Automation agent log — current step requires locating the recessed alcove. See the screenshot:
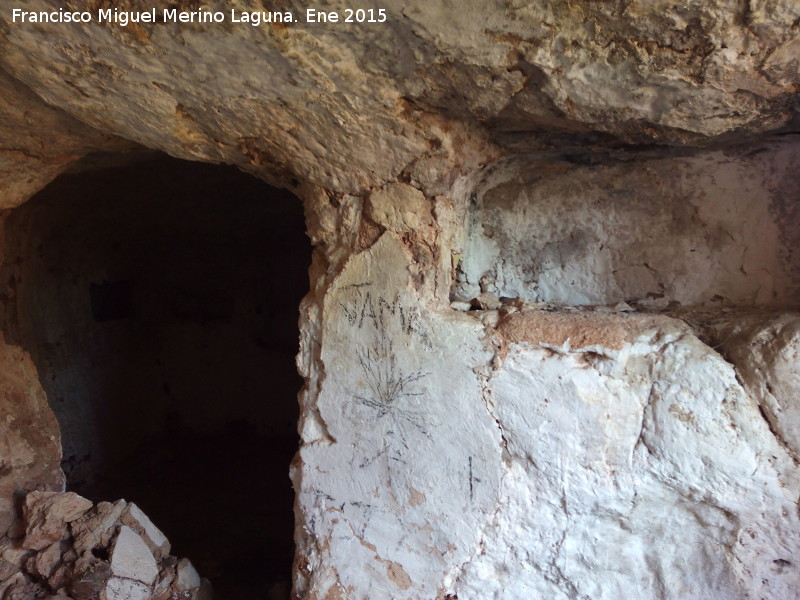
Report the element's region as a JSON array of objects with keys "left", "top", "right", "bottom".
[
  {"left": 455, "top": 138, "right": 800, "bottom": 310},
  {"left": 0, "top": 156, "right": 310, "bottom": 600}
]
